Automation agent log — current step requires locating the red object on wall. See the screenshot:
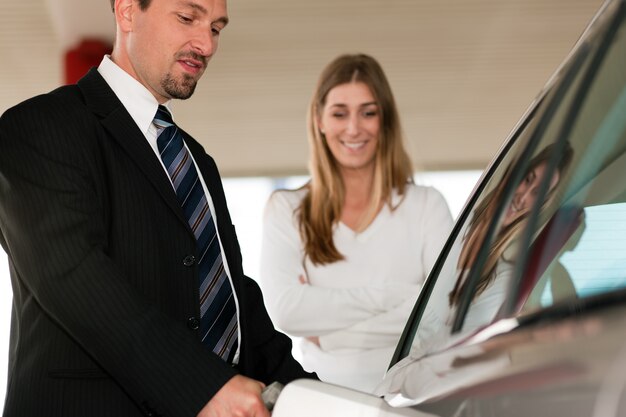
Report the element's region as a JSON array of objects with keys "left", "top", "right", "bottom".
[{"left": 64, "top": 39, "right": 112, "bottom": 85}]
